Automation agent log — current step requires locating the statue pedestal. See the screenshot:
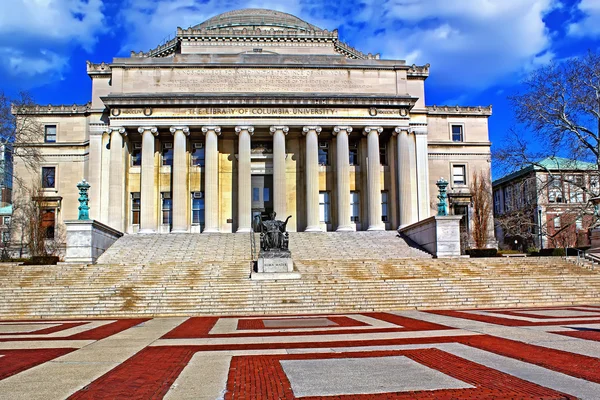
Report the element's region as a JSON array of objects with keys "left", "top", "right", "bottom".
[
  {"left": 252, "top": 249, "right": 300, "bottom": 280},
  {"left": 257, "top": 250, "right": 293, "bottom": 273}
]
